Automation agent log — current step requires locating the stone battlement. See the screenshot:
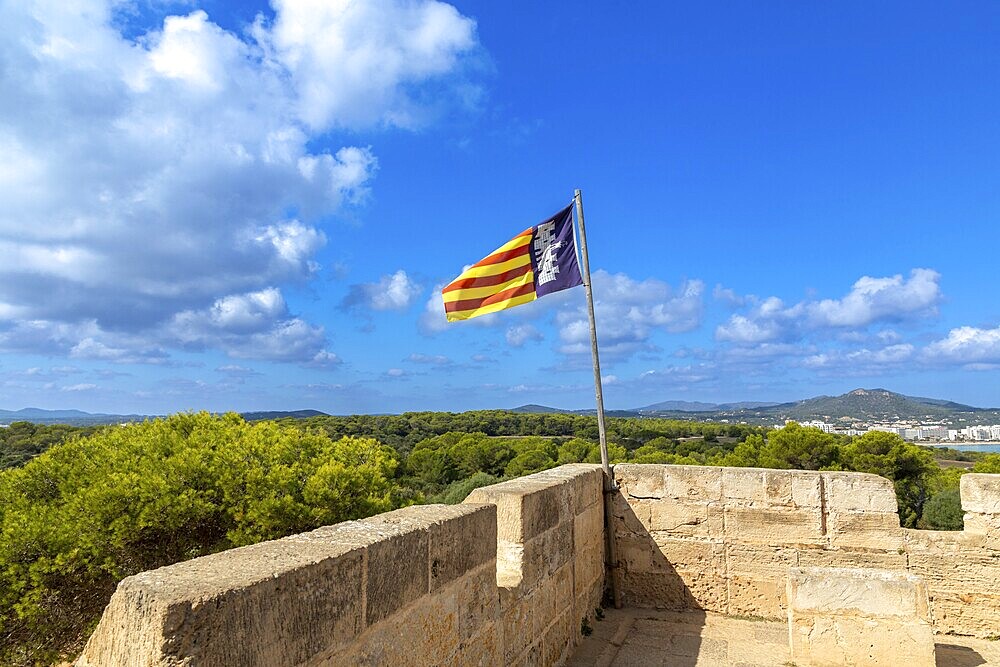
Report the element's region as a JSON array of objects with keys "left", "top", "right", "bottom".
[
  {"left": 77, "top": 465, "right": 1000, "bottom": 666},
  {"left": 613, "top": 465, "right": 1000, "bottom": 637}
]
